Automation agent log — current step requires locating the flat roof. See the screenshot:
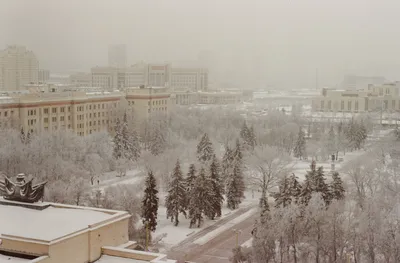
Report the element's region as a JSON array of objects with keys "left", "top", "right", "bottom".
[
  {"left": 0, "top": 202, "right": 118, "bottom": 241},
  {"left": 96, "top": 255, "right": 147, "bottom": 263},
  {"left": 0, "top": 253, "right": 30, "bottom": 263}
]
